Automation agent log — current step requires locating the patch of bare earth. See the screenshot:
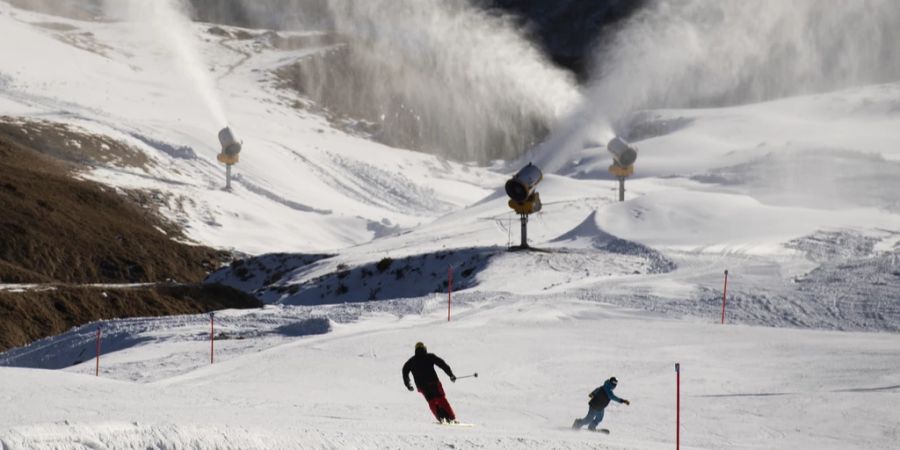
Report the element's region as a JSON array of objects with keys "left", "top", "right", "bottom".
[{"left": 0, "top": 120, "right": 260, "bottom": 351}]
